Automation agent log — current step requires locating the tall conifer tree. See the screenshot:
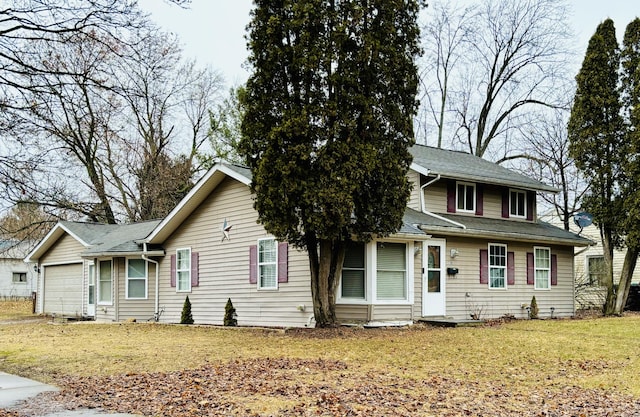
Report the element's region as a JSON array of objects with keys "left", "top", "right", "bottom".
[
  {"left": 568, "top": 19, "right": 624, "bottom": 315},
  {"left": 240, "top": 0, "right": 422, "bottom": 326}
]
